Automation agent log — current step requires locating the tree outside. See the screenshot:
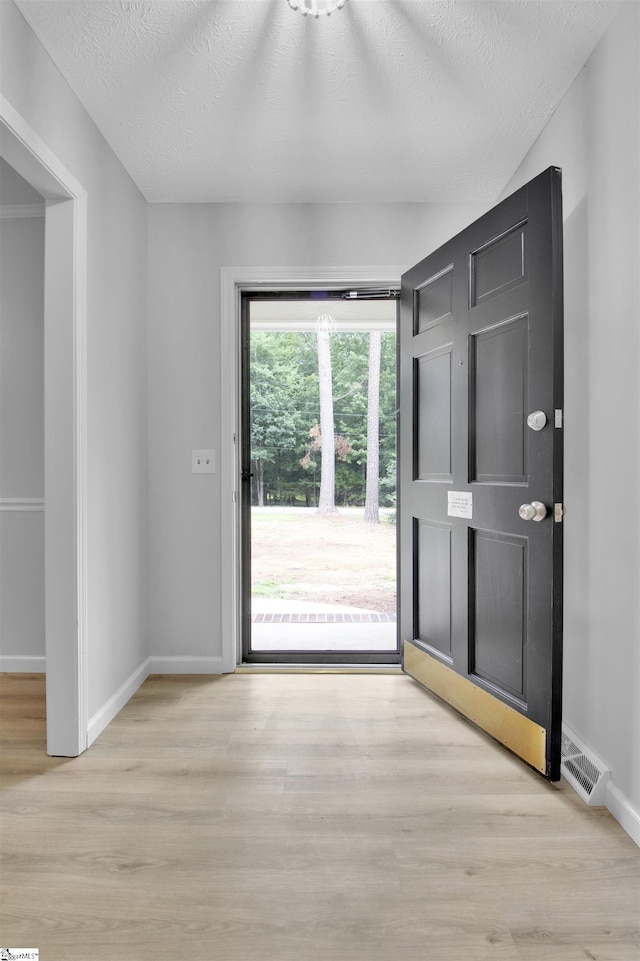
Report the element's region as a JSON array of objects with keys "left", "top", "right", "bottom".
[
  {"left": 315, "top": 322, "right": 338, "bottom": 513},
  {"left": 249, "top": 329, "right": 396, "bottom": 514},
  {"left": 364, "top": 331, "right": 382, "bottom": 523}
]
